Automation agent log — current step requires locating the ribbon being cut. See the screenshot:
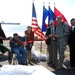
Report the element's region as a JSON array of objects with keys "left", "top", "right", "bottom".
[{"left": 10, "top": 40, "right": 33, "bottom": 48}]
